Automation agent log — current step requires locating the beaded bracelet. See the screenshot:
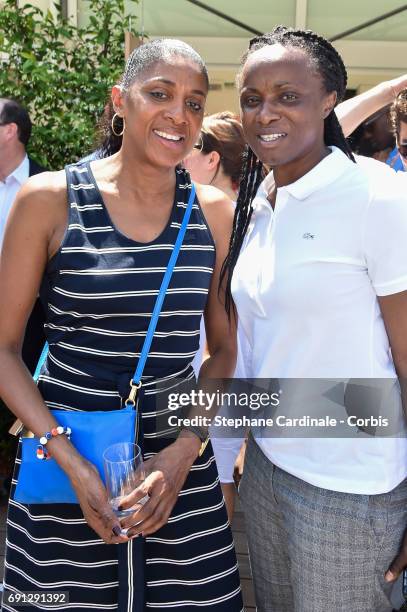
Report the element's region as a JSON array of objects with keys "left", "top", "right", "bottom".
[{"left": 36, "top": 426, "right": 72, "bottom": 461}]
